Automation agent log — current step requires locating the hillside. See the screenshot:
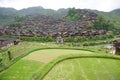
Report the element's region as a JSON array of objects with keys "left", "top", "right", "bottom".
[
  {"left": 97, "top": 12, "right": 120, "bottom": 28},
  {"left": 110, "top": 9, "right": 120, "bottom": 27},
  {"left": 0, "top": 7, "right": 120, "bottom": 38},
  {"left": 0, "top": 6, "right": 68, "bottom": 24},
  {"left": 0, "top": 7, "right": 120, "bottom": 26},
  {"left": 111, "top": 8, "right": 120, "bottom": 15},
  {"left": 1, "top": 9, "right": 109, "bottom": 37},
  {"left": 0, "top": 7, "right": 17, "bottom": 15},
  {"left": 18, "top": 7, "right": 68, "bottom": 20}
]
